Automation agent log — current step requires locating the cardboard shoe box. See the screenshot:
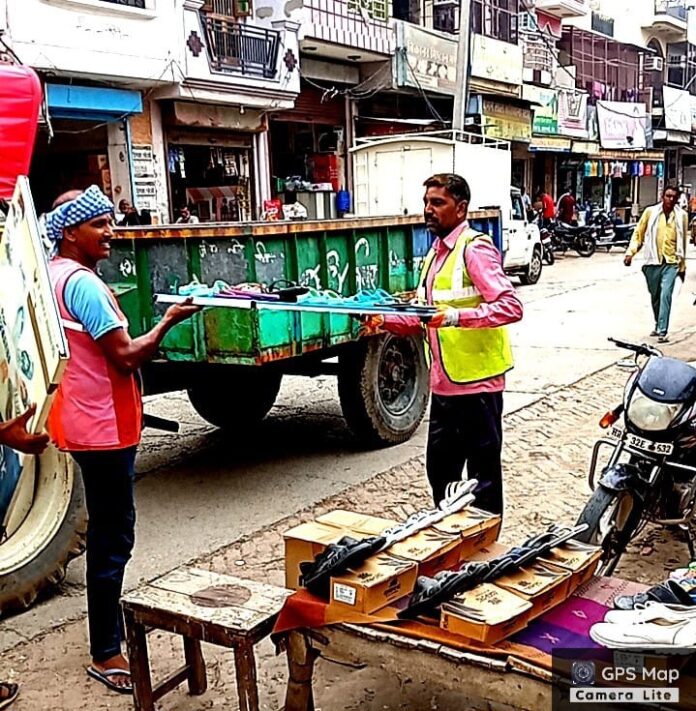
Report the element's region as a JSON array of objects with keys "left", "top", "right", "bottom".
[
  {"left": 433, "top": 507, "right": 502, "bottom": 560},
  {"left": 495, "top": 560, "right": 572, "bottom": 618},
  {"left": 440, "top": 583, "right": 532, "bottom": 645},
  {"left": 388, "top": 527, "right": 465, "bottom": 577},
  {"left": 330, "top": 553, "right": 418, "bottom": 614},
  {"left": 284, "top": 521, "right": 353, "bottom": 591},
  {"left": 540, "top": 540, "right": 603, "bottom": 590},
  {"left": 316, "top": 510, "right": 397, "bottom": 536}
]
